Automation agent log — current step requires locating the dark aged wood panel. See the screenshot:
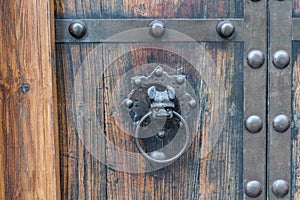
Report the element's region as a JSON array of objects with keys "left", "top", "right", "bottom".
[
  {"left": 55, "top": 0, "right": 245, "bottom": 199},
  {"left": 0, "top": 1, "right": 59, "bottom": 199},
  {"left": 292, "top": 42, "right": 300, "bottom": 199},
  {"left": 294, "top": 0, "right": 300, "bottom": 17},
  {"left": 56, "top": 44, "right": 107, "bottom": 199},
  {"left": 56, "top": 41, "right": 244, "bottom": 199},
  {"left": 103, "top": 42, "right": 244, "bottom": 200},
  {"left": 54, "top": 0, "right": 243, "bottom": 19}
]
